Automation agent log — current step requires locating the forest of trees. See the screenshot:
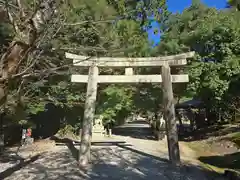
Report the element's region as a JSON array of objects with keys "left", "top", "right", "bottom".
[{"left": 0, "top": 0, "right": 240, "bottom": 162}]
